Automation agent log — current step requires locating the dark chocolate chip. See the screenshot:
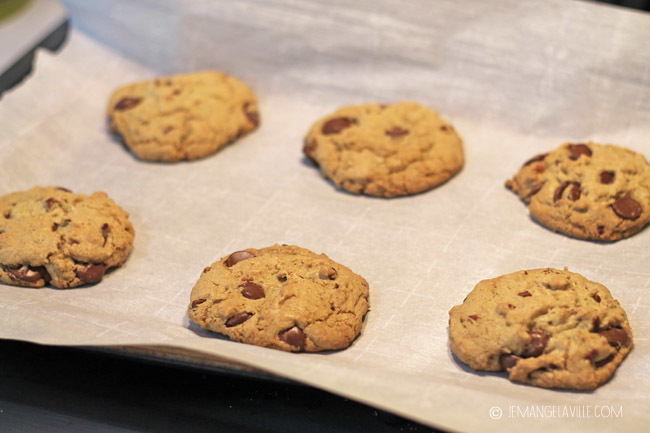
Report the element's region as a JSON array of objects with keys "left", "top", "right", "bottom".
[
  {"left": 8, "top": 265, "right": 50, "bottom": 283},
  {"left": 612, "top": 196, "right": 642, "bottom": 220},
  {"left": 554, "top": 182, "right": 570, "bottom": 202},
  {"left": 279, "top": 326, "right": 305, "bottom": 347},
  {"left": 592, "top": 294, "right": 601, "bottom": 303},
  {"left": 568, "top": 182, "right": 581, "bottom": 201},
  {"left": 385, "top": 127, "right": 409, "bottom": 138},
  {"left": 226, "top": 312, "right": 252, "bottom": 327},
  {"left": 500, "top": 354, "right": 520, "bottom": 369},
  {"left": 600, "top": 171, "right": 615, "bottom": 184},
  {"left": 203, "top": 266, "right": 211, "bottom": 274},
  {"left": 585, "top": 349, "right": 598, "bottom": 361},
  {"left": 240, "top": 282, "right": 265, "bottom": 299},
  {"left": 522, "top": 331, "right": 549, "bottom": 358},
  {"left": 191, "top": 299, "right": 206, "bottom": 308},
  {"left": 526, "top": 183, "right": 544, "bottom": 199},
  {"left": 594, "top": 354, "right": 615, "bottom": 368},
  {"left": 303, "top": 139, "right": 319, "bottom": 166},
  {"left": 114, "top": 97, "right": 142, "bottom": 111},
  {"left": 599, "top": 328, "right": 629, "bottom": 348},
  {"left": 45, "top": 198, "right": 56, "bottom": 209},
  {"left": 243, "top": 102, "right": 259, "bottom": 126},
  {"left": 597, "top": 225, "right": 605, "bottom": 235},
  {"left": 226, "top": 251, "right": 255, "bottom": 267},
  {"left": 518, "top": 291, "right": 532, "bottom": 297},
  {"left": 76, "top": 264, "right": 107, "bottom": 284},
  {"left": 322, "top": 117, "right": 351, "bottom": 135},
  {"left": 52, "top": 223, "right": 59, "bottom": 232},
  {"left": 277, "top": 274, "right": 287, "bottom": 282},
  {"left": 468, "top": 314, "right": 479, "bottom": 320},
  {"left": 523, "top": 153, "right": 548, "bottom": 167},
  {"left": 592, "top": 316, "right": 600, "bottom": 331},
  {"left": 568, "top": 143, "right": 592, "bottom": 160}
]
